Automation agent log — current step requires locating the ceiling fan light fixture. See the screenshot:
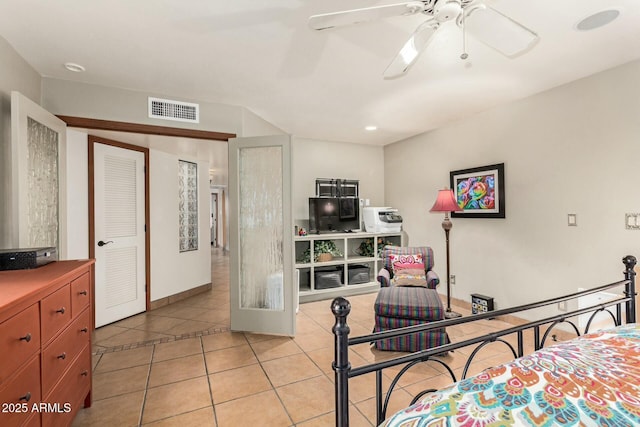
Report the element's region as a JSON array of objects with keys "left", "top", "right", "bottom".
[
  {"left": 434, "top": 0, "right": 462, "bottom": 23},
  {"left": 576, "top": 9, "right": 620, "bottom": 31}
]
